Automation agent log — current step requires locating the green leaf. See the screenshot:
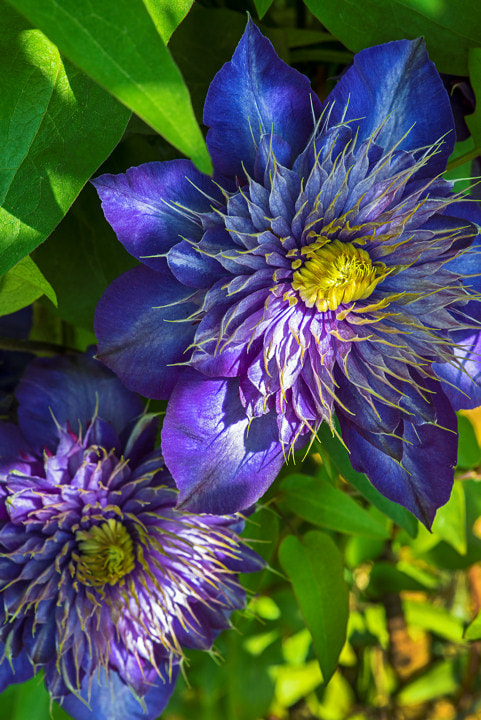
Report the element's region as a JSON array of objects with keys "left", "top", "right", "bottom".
[
  {"left": 273, "top": 661, "right": 323, "bottom": 707},
  {"left": 458, "top": 413, "right": 481, "bottom": 469},
  {"left": 367, "top": 563, "right": 434, "bottom": 597},
  {"left": 431, "top": 481, "right": 467, "bottom": 555},
  {"left": 253, "top": 0, "right": 274, "bottom": 19},
  {"left": 33, "top": 185, "right": 136, "bottom": 330},
  {"left": 403, "top": 600, "right": 464, "bottom": 642},
  {"left": 316, "top": 425, "right": 418, "bottom": 537},
  {"left": 280, "top": 473, "right": 389, "bottom": 539},
  {"left": 397, "top": 659, "right": 461, "bottom": 705},
  {"left": 0, "top": 5, "right": 130, "bottom": 276},
  {"left": 7, "top": 0, "right": 211, "bottom": 174},
  {"left": 279, "top": 531, "right": 349, "bottom": 684},
  {"left": 304, "top": 0, "right": 481, "bottom": 74},
  {"left": 0, "top": 256, "right": 56, "bottom": 316},
  {"left": 344, "top": 535, "right": 385, "bottom": 568},
  {"left": 467, "top": 48, "right": 481, "bottom": 147},
  {"left": 143, "top": 0, "right": 193, "bottom": 44},
  {"left": 465, "top": 609, "right": 481, "bottom": 640},
  {"left": 284, "top": 28, "right": 333, "bottom": 48}
]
